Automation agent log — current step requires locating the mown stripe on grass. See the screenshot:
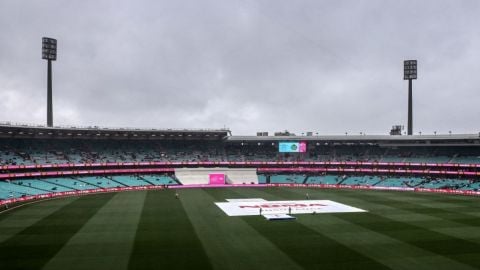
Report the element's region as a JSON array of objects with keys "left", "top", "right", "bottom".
[
  {"left": 213, "top": 188, "right": 480, "bottom": 269},
  {"left": 243, "top": 212, "right": 390, "bottom": 270},
  {"left": 389, "top": 192, "right": 480, "bottom": 207},
  {"left": 336, "top": 212, "right": 480, "bottom": 268},
  {"left": 272, "top": 187, "right": 477, "bottom": 270},
  {"left": 128, "top": 190, "right": 212, "bottom": 270},
  {"left": 327, "top": 189, "right": 480, "bottom": 244},
  {"left": 351, "top": 191, "right": 480, "bottom": 227},
  {"left": 198, "top": 188, "right": 303, "bottom": 270},
  {"left": 0, "top": 197, "right": 78, "bottom": 243},
  {"left": 207, "top": 187, "right": 390, "bottom": 270},
  {"left": 272, "top": 187, "right": 478, "bottom": 225},
  {"left": 286, "top": 188, "right": 480, "bottom": 268},
  {"left": 42, "top": 191, "right": 147, "bottom": 270},
  {"left": 0, "top": 193, "right": 115, "bottom": 270}
]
